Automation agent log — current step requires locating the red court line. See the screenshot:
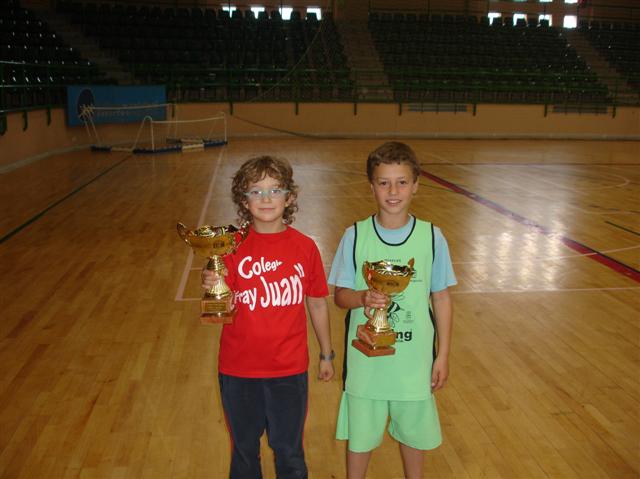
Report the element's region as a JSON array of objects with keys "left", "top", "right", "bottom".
[{"left": 420, "top": 169, "right": 640, "bottom": 283}]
